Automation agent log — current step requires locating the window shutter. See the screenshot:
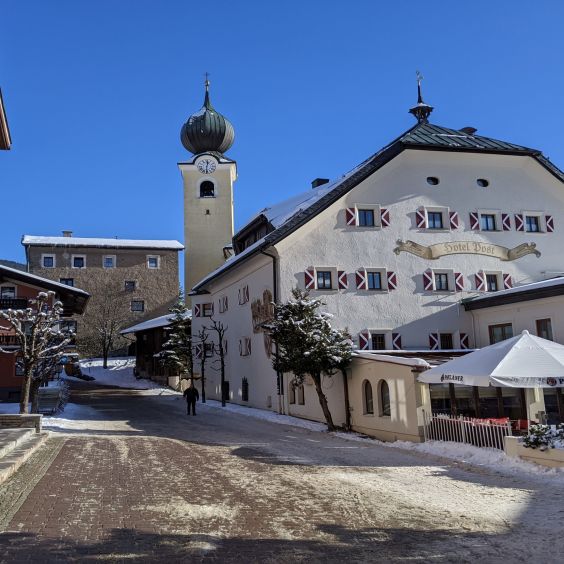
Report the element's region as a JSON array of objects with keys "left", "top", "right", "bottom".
[
  {"left": 416, "top": 208, "right": 427, "bottom": 228},
  {"left": 469, "top": 212, "right": 479, "bottom": 230},
  {"left": 244, "top": 285, "right": 250, "bottom": 302},
  {"left": 338, "top": 270, "right": 348, "bottom": 290},
  {"left": 210, "top": 302, "right": 214, "bottom": 315},
  {"left": 345, "top": 208, "right": 357, "bottom": 226},
  {"left": 355, "top": 269, "right": 368, "bottom": 290},
  {"left": 429, "top": 333, "right": 439, "bottom": 351},
  {"left": 194, "top": 304, "right": 201, "bottom": 317},
  {"left": 515, "top": 213, "right": 524, "bottom": 231},
  {"left": 475, "top": 272, "right": 486, "bottom": 292},
  {"left": 194, "top": 344, "right": 203, "bottom": 359},
  {"left": 423, "top": 269, "right": 434, "bottom": 291},
  {"left": 502, "top": 213, "right": 512, "bottom": 231},
  {"left": 449, "top": 211, "right": 459, "bottom": 230},
  {"left": 223, "top": 340, "right": 228, "bottom": 355},
  {"left": 546, "top": 215, "right": 555, "bottom": 233},
  {"left": 460, "top": 333, "right": 470, "bottom": 350},
  {"left": 392, "top": 333, "right": 402, "bottom": 350},
  {"left": 359, "top": 331, "right": 370, "bottom": 351},
  {"left": 454, "top": 272, "right": 464, "bottom": 292},
  {"left": 387, "top": 271, "right": 397, "bottom": 291},
  {"left": 380, "top": 208, "right": 390, "bottom": 227},
  {"left": 305, "top": 268, "right": 315, "bottom": 290},
  {"left": 224, "top": 296, "right": 228, "bottom": 311},
  {"left": 503, "top": 273, "right": 513, "bottom": 290},
  {"left": 246, "top": 339, "right": 252, "bottom": 356}
]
